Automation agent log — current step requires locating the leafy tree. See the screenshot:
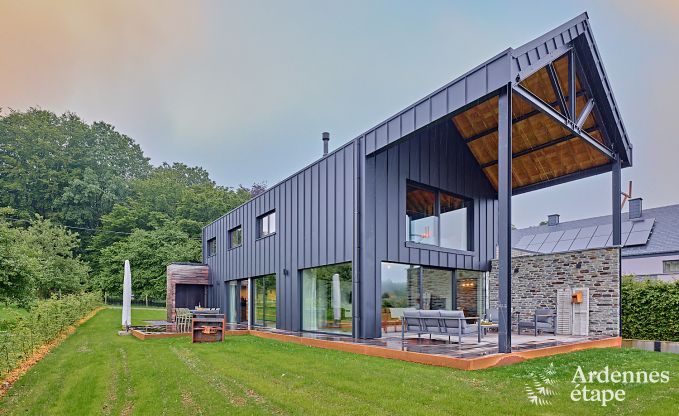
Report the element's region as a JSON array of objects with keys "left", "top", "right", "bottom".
[
  {"left": 0, "top": 220, "right": 37, "bottom": 303},
  {"left": 22, "top": 217, "right": 90, "bottom": 298},
  {"left": 0, "top": 213, "right": 88, "bottom": 301},
  {"left": 95, "top": 225, "right": 201, "bottom": 299},
  {"left": 0, "top": 109, "right": 150, "bottom": 230}
]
